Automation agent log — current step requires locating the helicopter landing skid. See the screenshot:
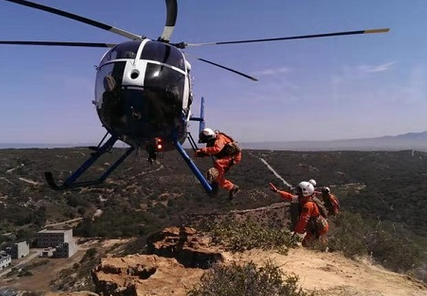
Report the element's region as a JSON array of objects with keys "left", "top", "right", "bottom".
[
  {"left": 174, "top": 139, "right": 213, "bottom": 196},
  {"left": 44, "top": 134, "right": 134, "bottom": 190}
]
